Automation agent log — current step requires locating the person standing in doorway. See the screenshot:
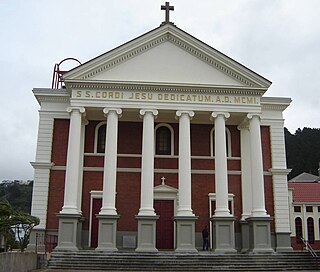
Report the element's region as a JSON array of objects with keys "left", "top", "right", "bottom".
[{"left": 202, "top": 225, "right": 209, "bottom": 250}]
